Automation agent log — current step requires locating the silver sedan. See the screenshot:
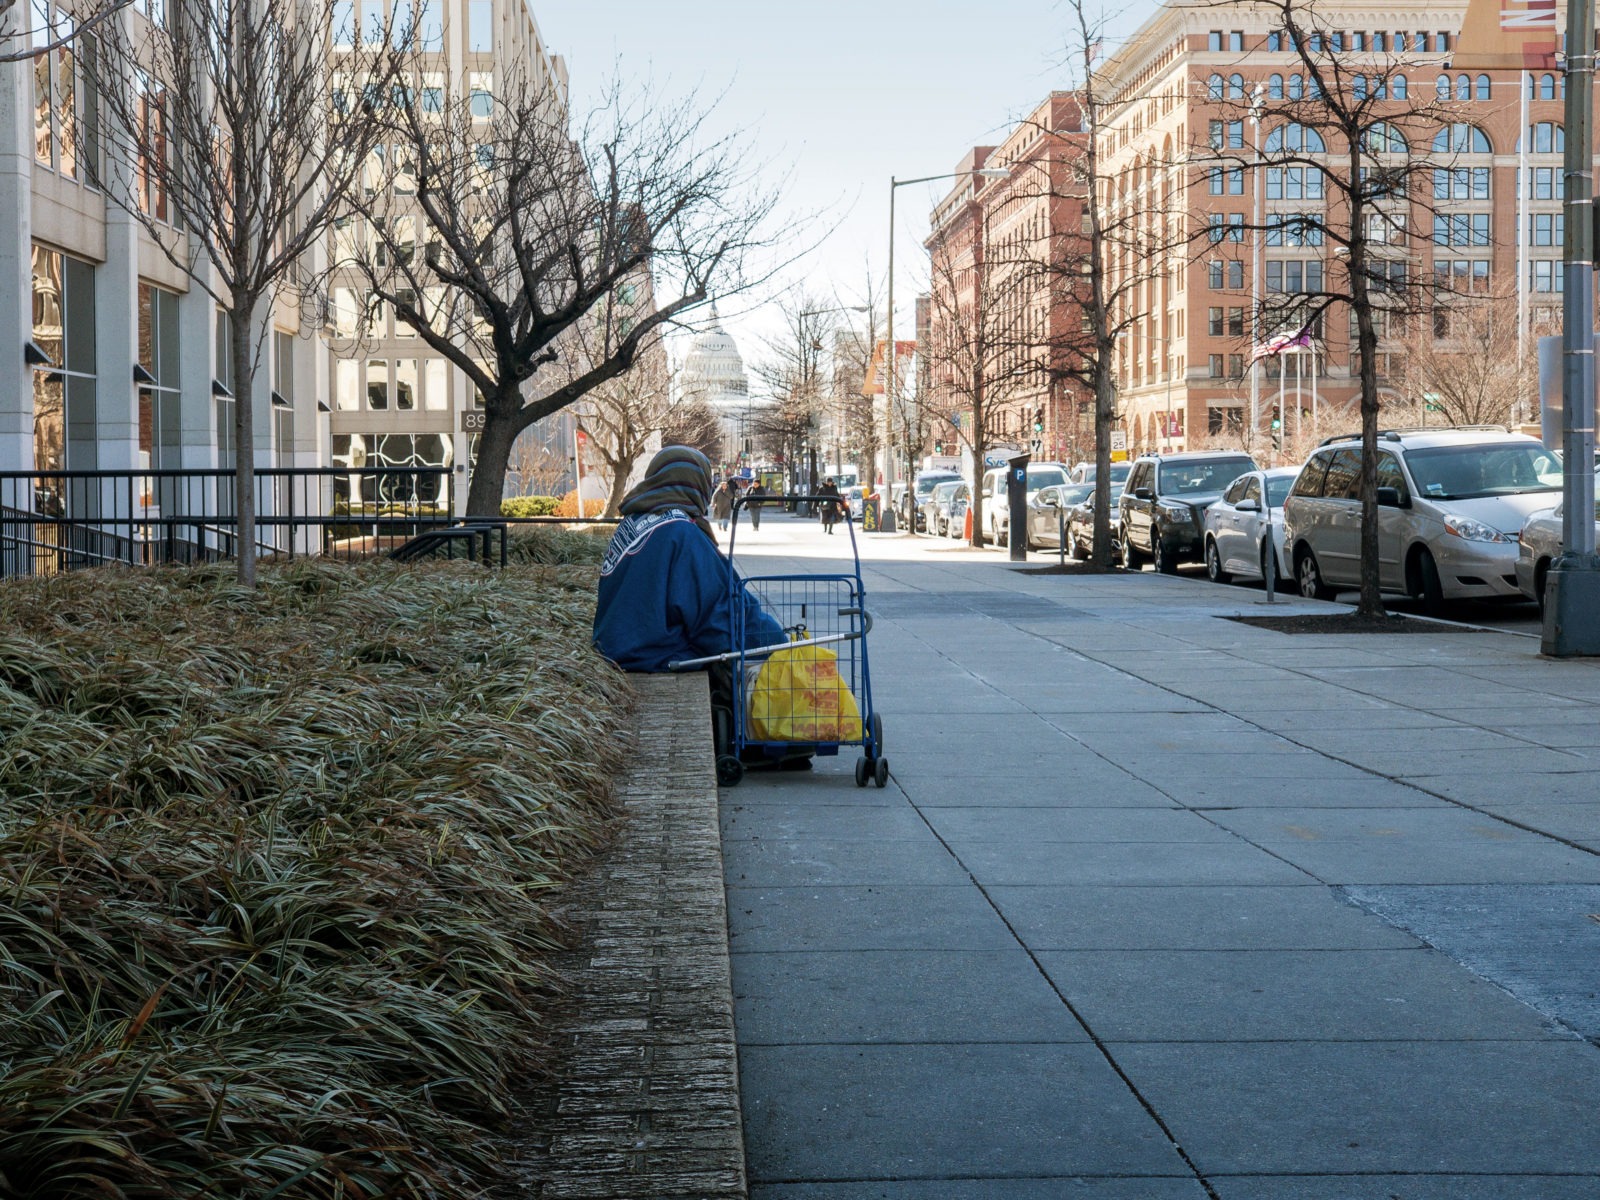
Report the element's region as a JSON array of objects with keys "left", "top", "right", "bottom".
[
  {"left": 1201, "top": 467, "right": 1298, "bottom": 586},
  {"left": 1025, "top": 483, "right": 1094, "bottom": 550},
  {"left": 1516, "top": 498, "right": 1600, "bottom": 612}
]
